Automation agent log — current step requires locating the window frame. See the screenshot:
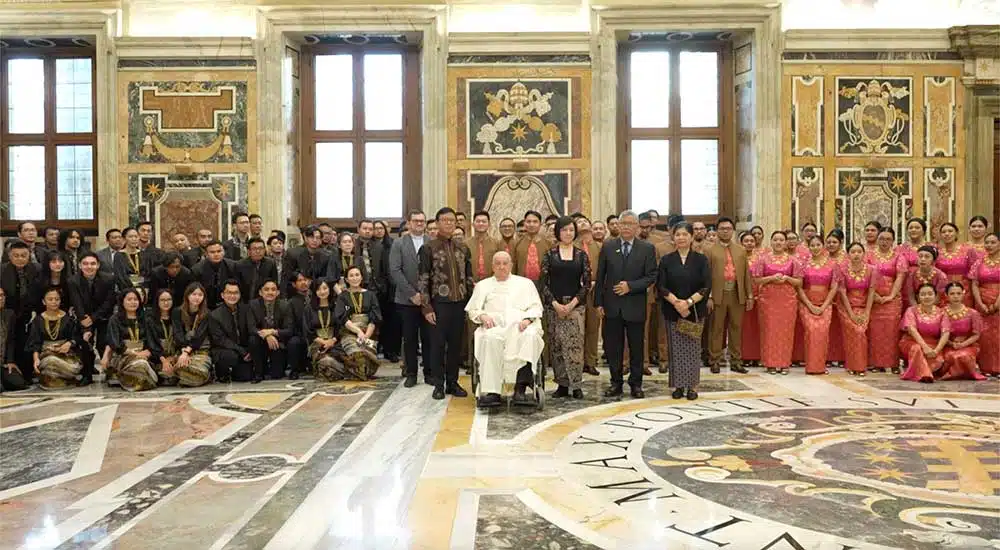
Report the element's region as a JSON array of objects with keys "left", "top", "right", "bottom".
[
  {"left": 0, "top": 46, "right": 98, "bottom": 232},
  {"left": 616, "top": 40, "right": 734, "bottom": 222},
  {"left": 299, "top": 42, "right": 421, "bottom": 230}
]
